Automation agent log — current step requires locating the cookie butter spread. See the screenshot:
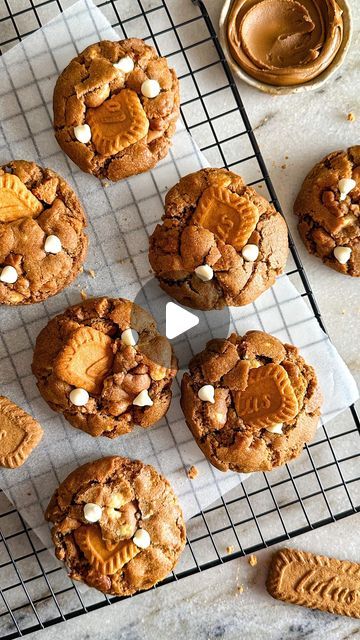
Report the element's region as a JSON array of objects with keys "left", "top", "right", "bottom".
[{"left": 227, "top": 0, "right": 343, "bottom": 86}]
